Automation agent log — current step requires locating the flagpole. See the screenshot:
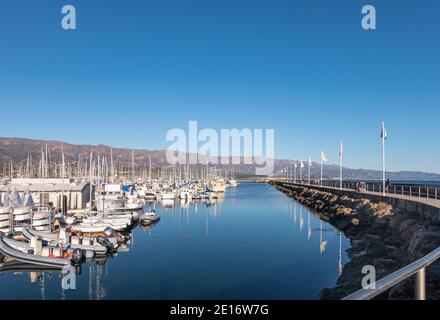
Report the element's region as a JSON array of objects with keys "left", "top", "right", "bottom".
[
  {"left": 340, "top": 142, "right": 343, "bottom": 190},
  {"left": 382, "top": 122, "right": 386, "bottom": 196},
  {"left": 320, "top": 151, "right": 323, "bottom": 187},
  {"left": 294, "top": 164, "right": 297, "bottom": 183},
  {"left": 308, "top": 159, "right": 311, "bottom": 185}
]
